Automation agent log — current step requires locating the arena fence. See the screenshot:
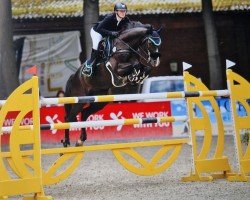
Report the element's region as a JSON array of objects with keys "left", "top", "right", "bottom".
[{"left": 0, "top": 66, "right": 249, "bottom": 199}]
